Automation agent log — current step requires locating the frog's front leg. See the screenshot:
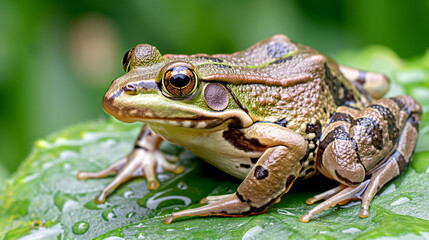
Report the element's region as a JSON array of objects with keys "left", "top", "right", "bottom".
[
  {"left": 300, "top": 96, "right": 421, "bottom": 222},
  {"left": 163, "top": 123, "right": 308, "bottom": 224},
  {"left": 77, "top": 125, "right": 184, "bottom": 203},
  {"left": 164, "top": 123, "right": 308, "bottom": 224}
]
